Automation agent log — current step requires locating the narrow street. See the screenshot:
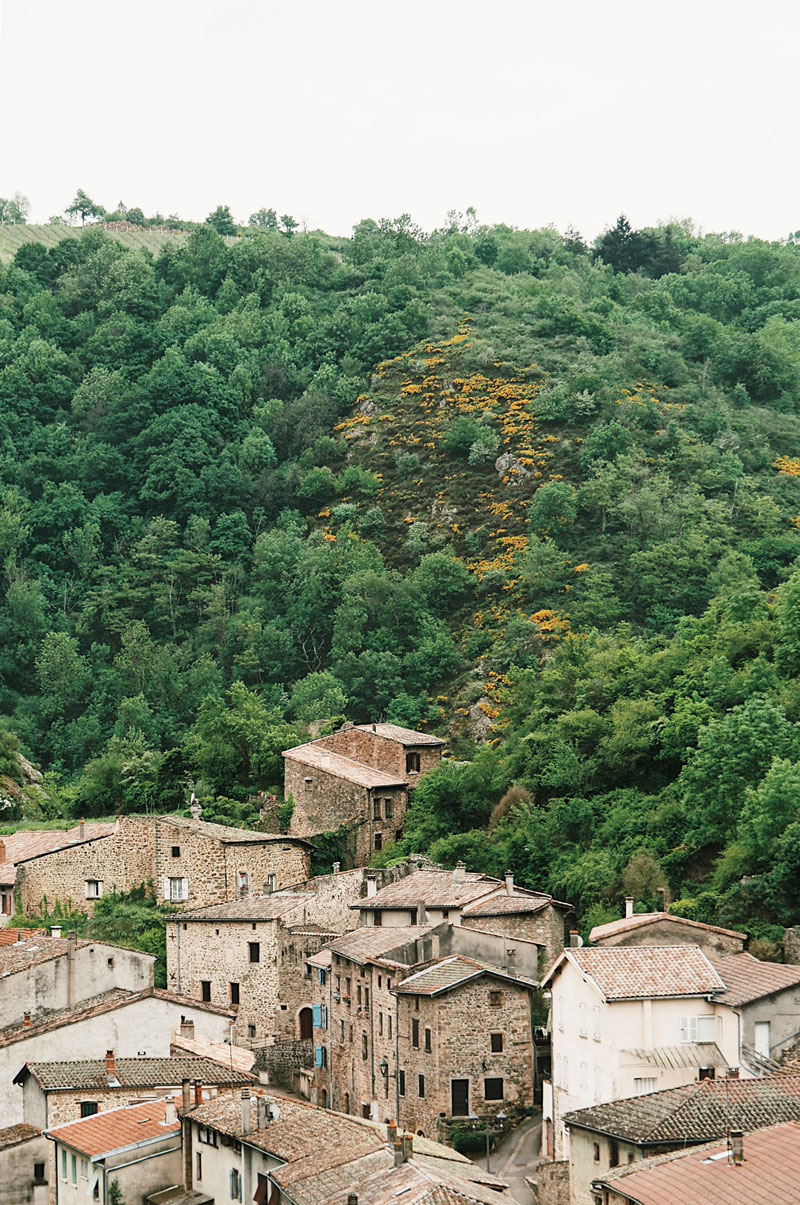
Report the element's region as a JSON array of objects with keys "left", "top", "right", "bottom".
[{"left": 472, "top": 1113, "right": 542, "bottom": 1204}]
